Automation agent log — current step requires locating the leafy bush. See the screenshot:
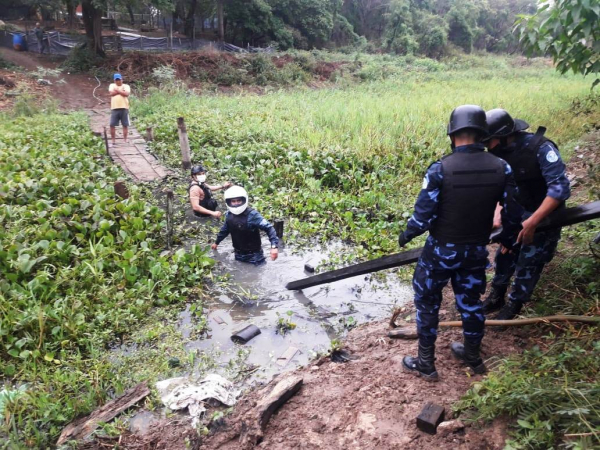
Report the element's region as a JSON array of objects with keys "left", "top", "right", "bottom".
[
  {"left": 0, "top": 54, "right": 16, "bottom": 70},
  {"left": 61, "top": 45, "right": 101, "bottom": 73},
  {"left": 0, "top": 113, "right": 213, "bottom": 446}
]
